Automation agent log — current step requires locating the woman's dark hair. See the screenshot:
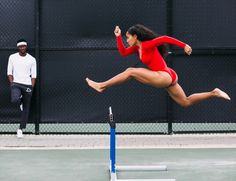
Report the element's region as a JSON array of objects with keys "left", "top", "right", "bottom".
[{"left": 127, "top": 24, "right": 169, "bottom": 58}]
